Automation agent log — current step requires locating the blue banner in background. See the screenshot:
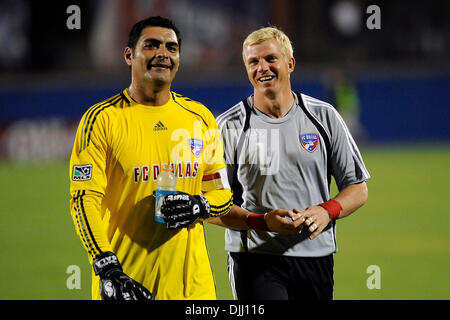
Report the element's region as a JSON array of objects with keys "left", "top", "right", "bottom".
[
  {"left": 0, "top": 75, "right": 449, "bottom": 143},
  {"left": 357, "top": 75, "right": 450, "bottom": 142}
]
